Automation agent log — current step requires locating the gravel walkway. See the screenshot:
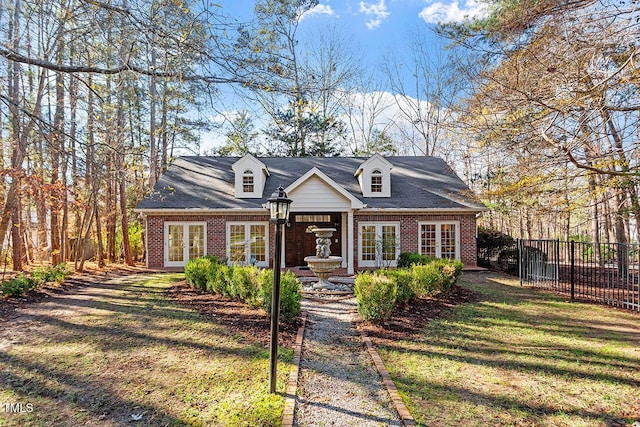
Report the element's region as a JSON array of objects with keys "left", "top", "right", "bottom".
[{"left": 294, "top": 297, "right": 402, "bottom": 426}]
